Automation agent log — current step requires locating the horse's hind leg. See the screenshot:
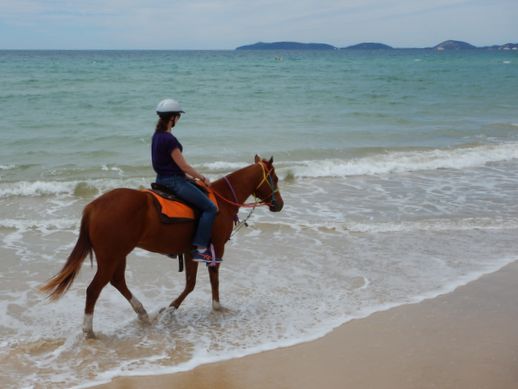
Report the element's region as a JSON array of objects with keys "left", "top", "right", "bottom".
[
  {"left": 110, "top": 258, "right": 149, "bottom": 323},
  {"left": 83, "top": 257, "right": 118, "bottom": 338}
]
